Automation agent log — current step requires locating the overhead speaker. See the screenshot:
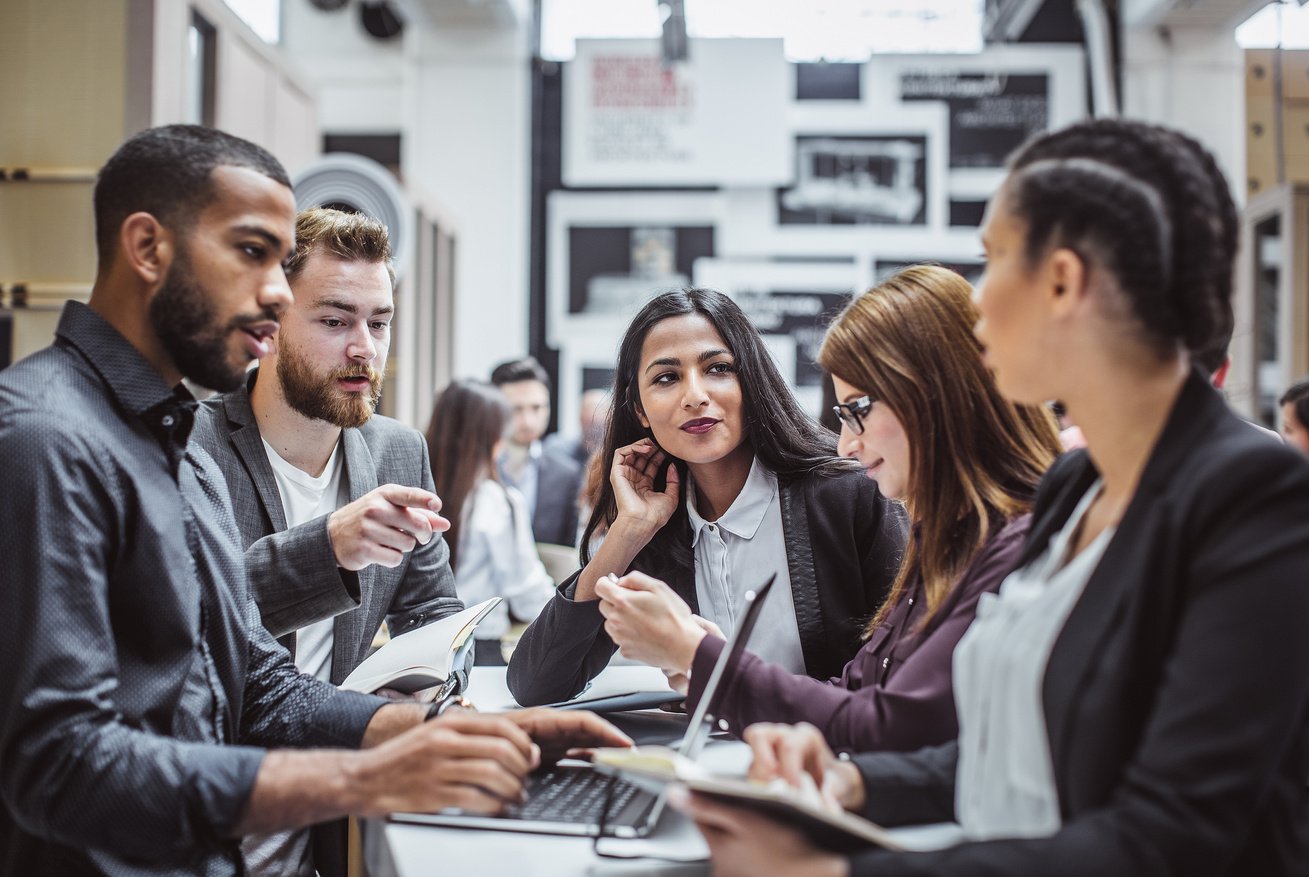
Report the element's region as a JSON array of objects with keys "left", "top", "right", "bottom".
[{"left": 292, "top": 153, "right": 413, "bottom": 283}]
